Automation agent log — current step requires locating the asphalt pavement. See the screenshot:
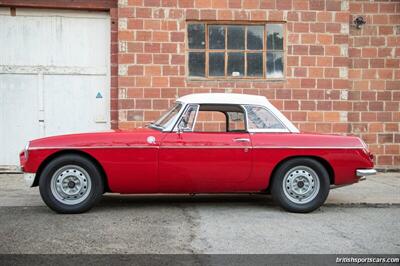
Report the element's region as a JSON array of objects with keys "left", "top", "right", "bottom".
[{"left": 0, "top": 173, "right": 399, "bottom": 254}]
